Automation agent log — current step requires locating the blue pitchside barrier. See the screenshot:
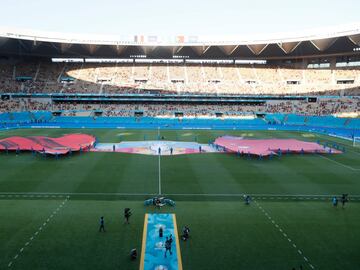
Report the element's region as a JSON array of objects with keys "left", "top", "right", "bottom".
[{"left": 1, "top": 113, "right": 359, "bottom": 140}]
